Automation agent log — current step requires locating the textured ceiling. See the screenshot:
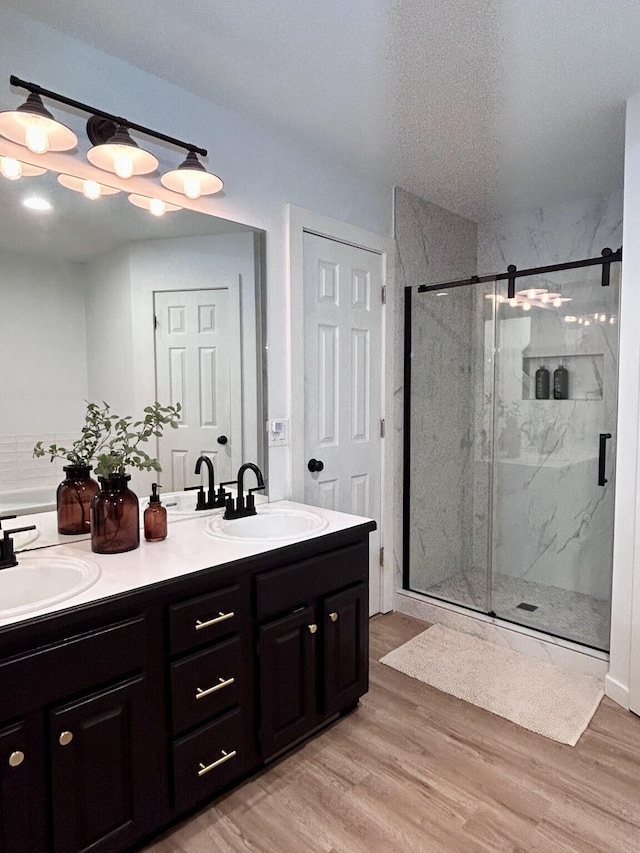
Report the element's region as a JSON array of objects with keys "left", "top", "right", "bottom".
[{"left": 5, "top": 0, "right": 640, "bottom": 220}]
